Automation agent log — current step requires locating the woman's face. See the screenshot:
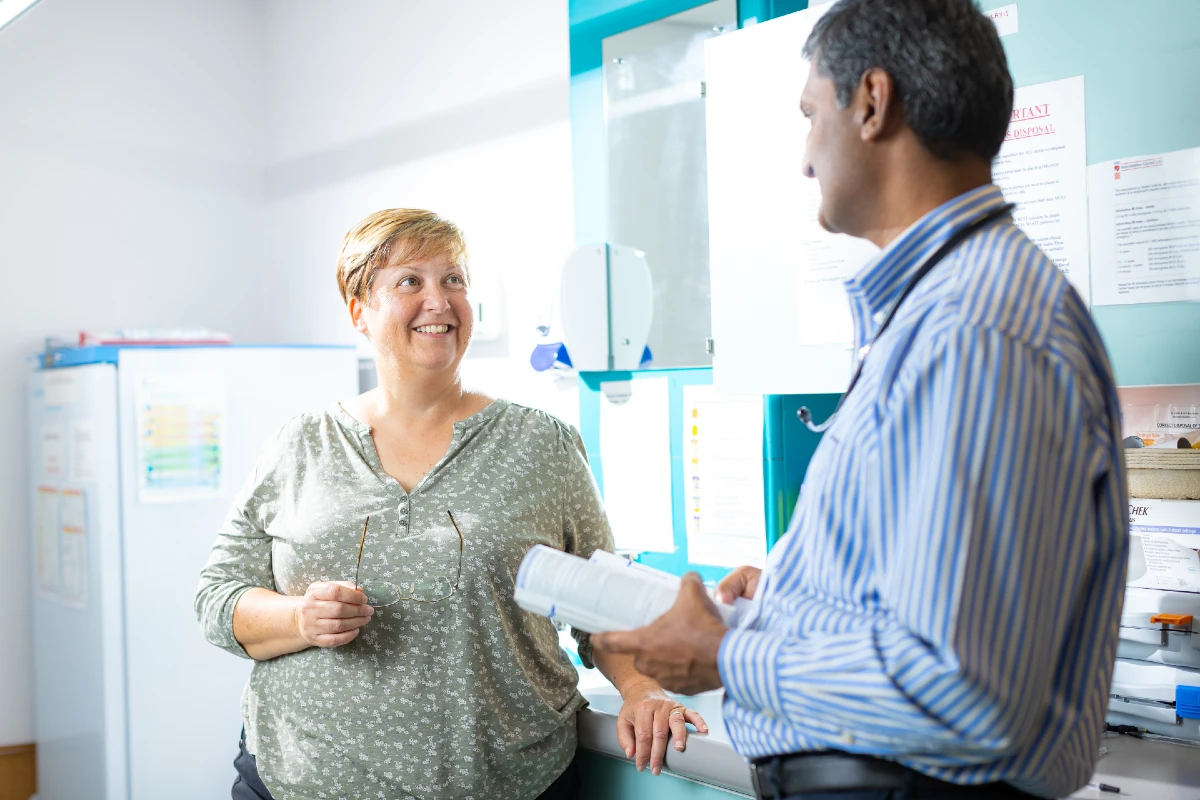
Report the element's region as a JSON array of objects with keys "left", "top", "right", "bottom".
[{"left": 352, "top": 250, "right": 473, "bottom": 376}]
